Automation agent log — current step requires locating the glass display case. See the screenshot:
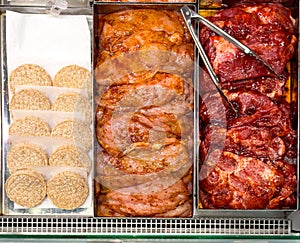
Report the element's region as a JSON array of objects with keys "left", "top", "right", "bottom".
[{"left": 0, "top": 0, "right": 299, "bottom": 240}]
